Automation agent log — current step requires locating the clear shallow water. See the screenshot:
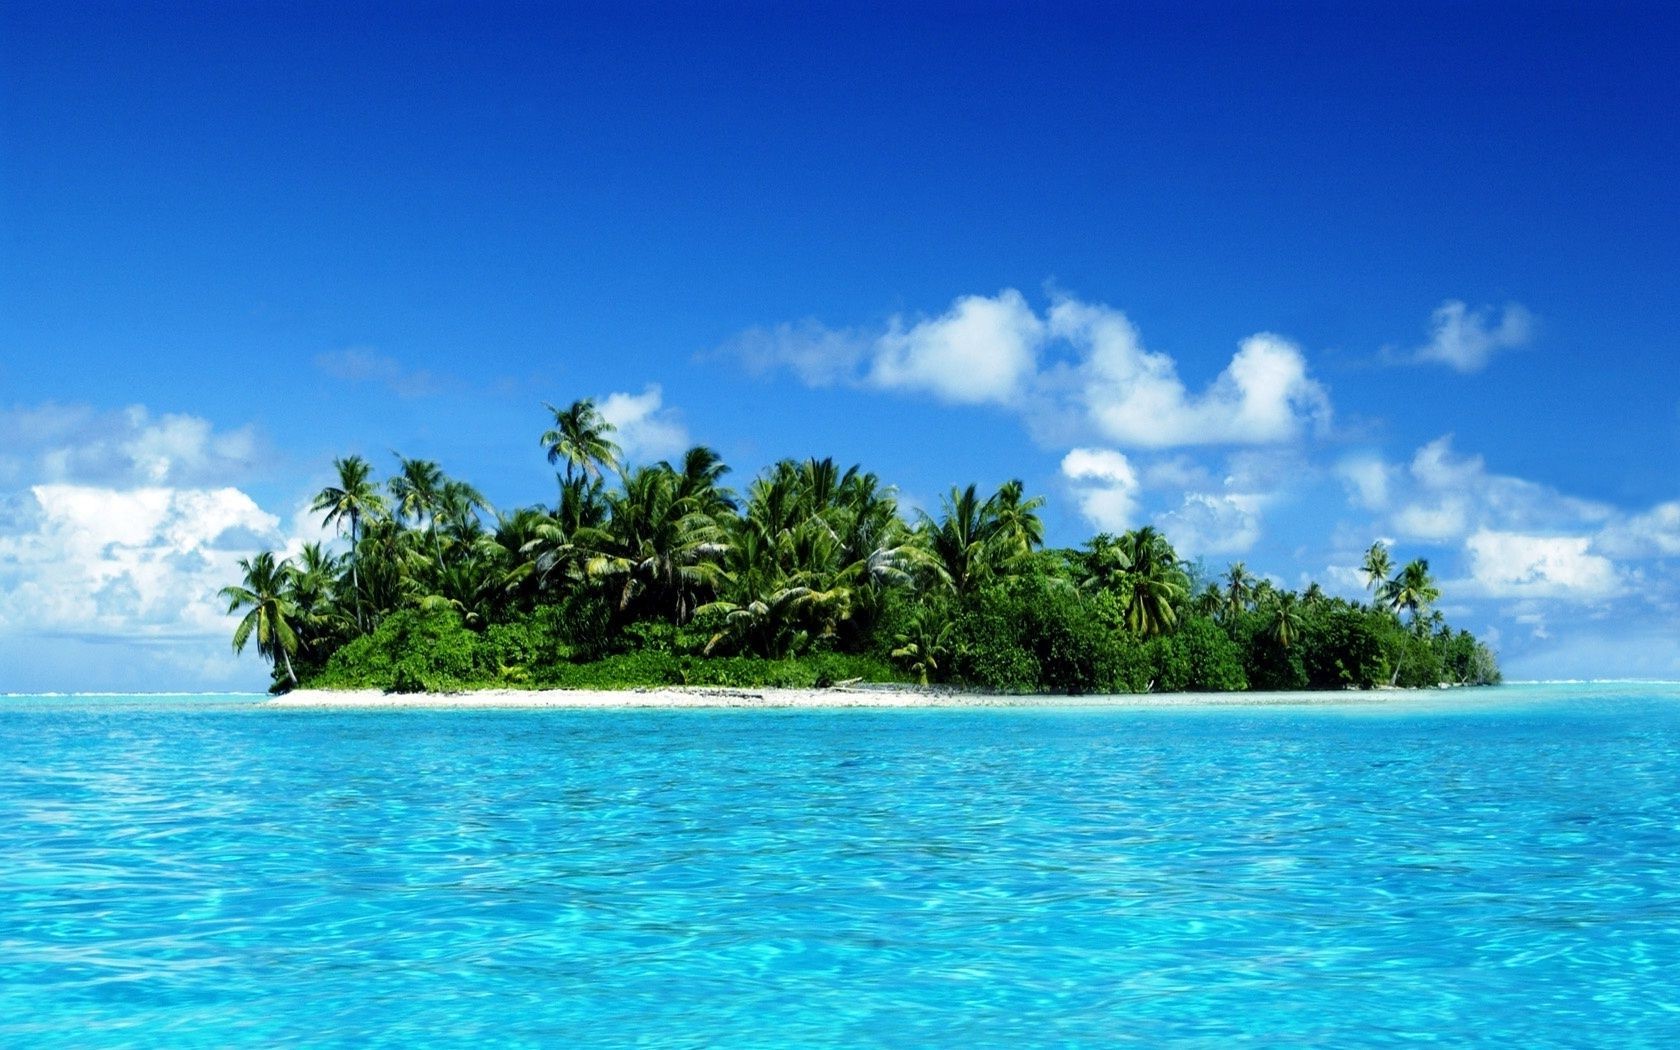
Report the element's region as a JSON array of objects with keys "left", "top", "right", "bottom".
[{"left": 3, "top": 684, "right": 1680, "bottom": 1048}]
